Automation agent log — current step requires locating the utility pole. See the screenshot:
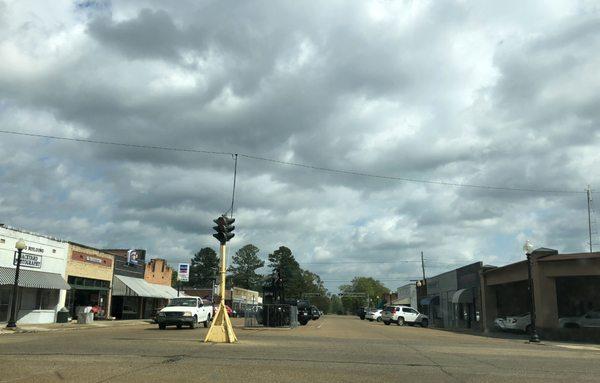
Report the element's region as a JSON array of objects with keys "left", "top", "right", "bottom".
[
  {"left": 420, "top": 251, "right": 426, "bottom": 285},
  {"left": 588, "top": 186, "right": 593, "bottom": 253}
]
